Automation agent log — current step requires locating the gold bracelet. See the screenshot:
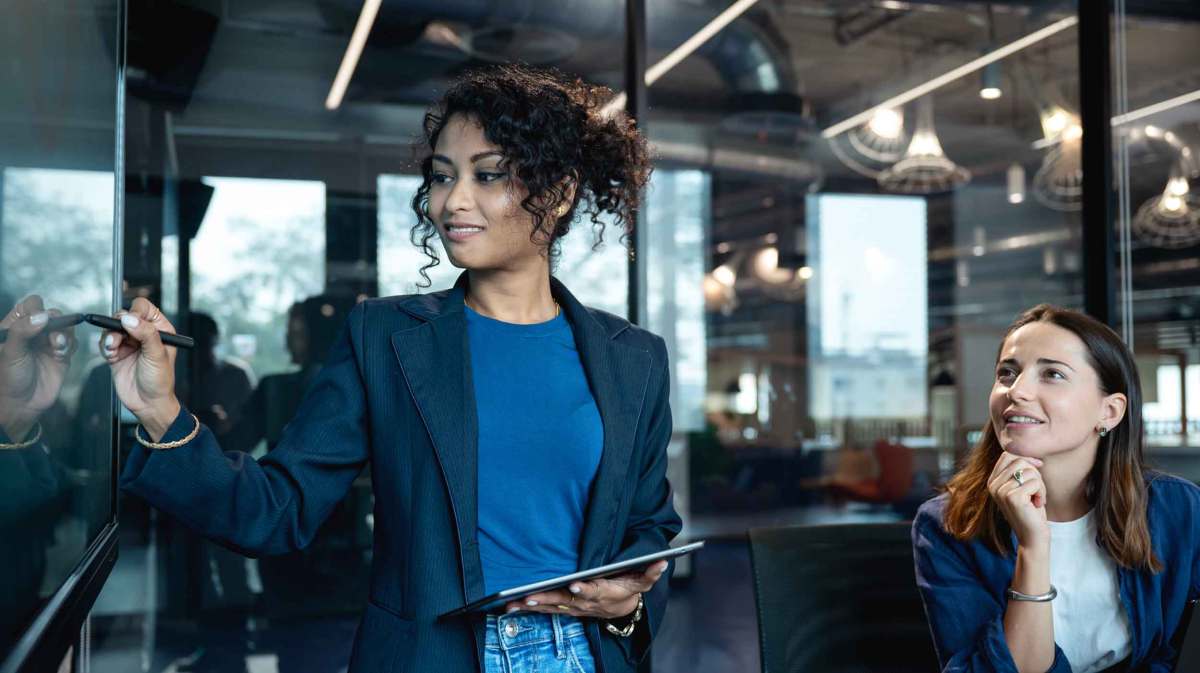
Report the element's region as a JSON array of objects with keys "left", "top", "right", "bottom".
[
  {"left": 135, "top": 413, "right": 201, "bottom": 450},
  {"left": 604, "top": 593, "right": 644, "bottom": 638},
  {"left": 0, "top": 423, "right": 42, "bottom": 450}
]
